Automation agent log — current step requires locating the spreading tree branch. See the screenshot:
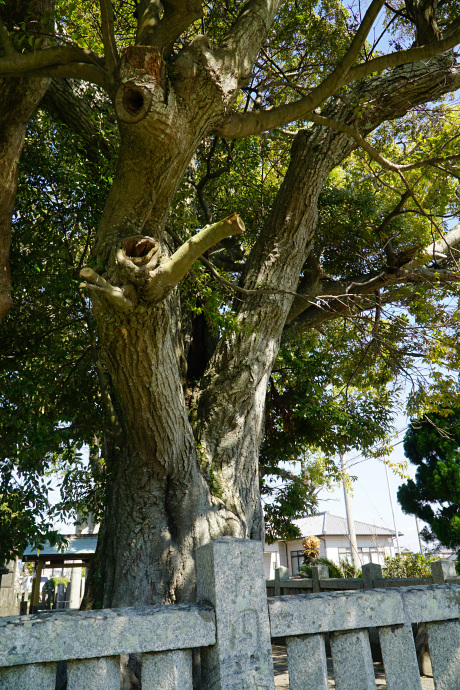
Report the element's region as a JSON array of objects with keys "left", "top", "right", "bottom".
[
  {"left": 307, "top": 113, "right": 460, "bottom": 172},
  {"left": 136, "top": 0, "right": 203, "bottom": 53},
  {"left": 135, "top": 0, "right": 162, "bottom": 44},
  {"left": 288, "top": 221, "right": 460, "bottom": 330},
  {"left": 79, "top": 268, "right": 135, "bottom": 311},
  {"left": 81, "top": 214, "right": 247, "bottom": 309},
  {"left": 41, "top": 79, "right": 114, "bottom": 160},
  {"left": 0, "top": 27, "right": 108, "bottom": 88},
  {"left": 217, "top": 25, "right": 460, "bottom": 139},
  {"left": 404, "top": 221, "right": 460, "bottom": 271}
]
